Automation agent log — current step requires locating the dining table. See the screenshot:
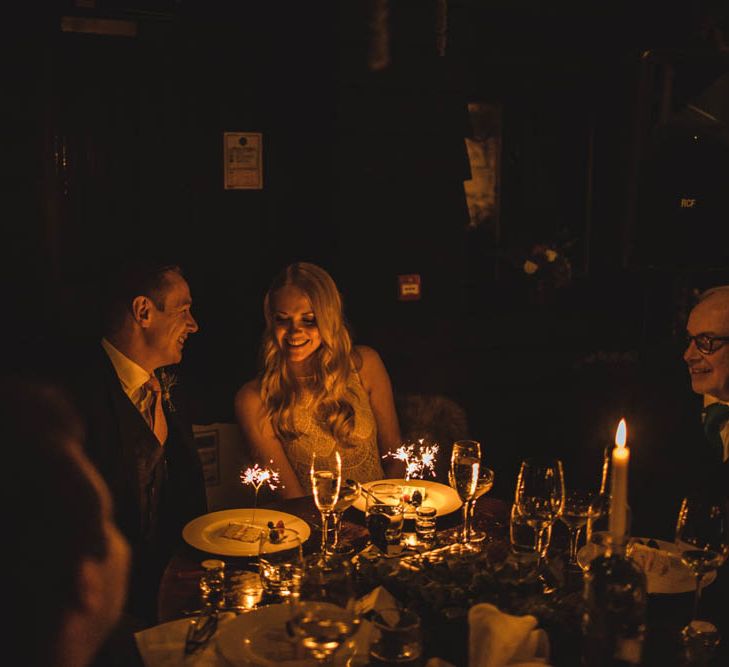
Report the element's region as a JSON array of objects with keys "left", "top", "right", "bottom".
[{"left": 150, "top": 493, "right": 729, "bottom": 667}]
